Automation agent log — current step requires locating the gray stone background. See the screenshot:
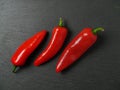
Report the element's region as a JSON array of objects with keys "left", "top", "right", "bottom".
[{"left": 0, "top": 0, "right": 120, "bottom": 90}]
